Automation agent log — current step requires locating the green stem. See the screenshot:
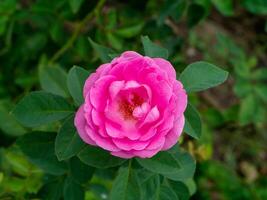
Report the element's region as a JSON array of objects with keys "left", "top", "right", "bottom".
[{"left": 49, "top": 0, "right": 106, "bottom": 64}]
